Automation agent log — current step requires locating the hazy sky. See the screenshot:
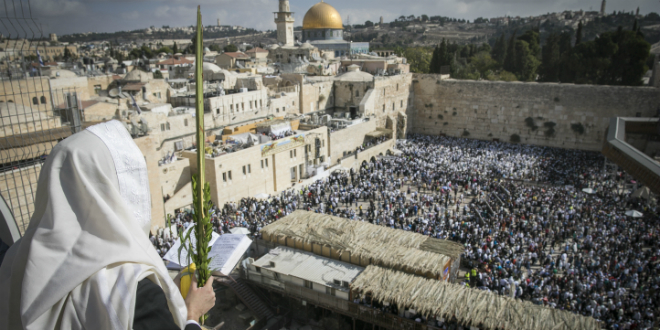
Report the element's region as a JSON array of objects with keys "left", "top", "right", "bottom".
[{"left": 6, "top": 0, "right": 659, "bottom": 36}]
